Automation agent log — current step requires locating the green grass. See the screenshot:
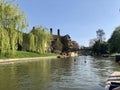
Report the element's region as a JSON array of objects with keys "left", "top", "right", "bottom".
[{"left": 0, "top": 51, "right": 58, "bottom": 59}]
